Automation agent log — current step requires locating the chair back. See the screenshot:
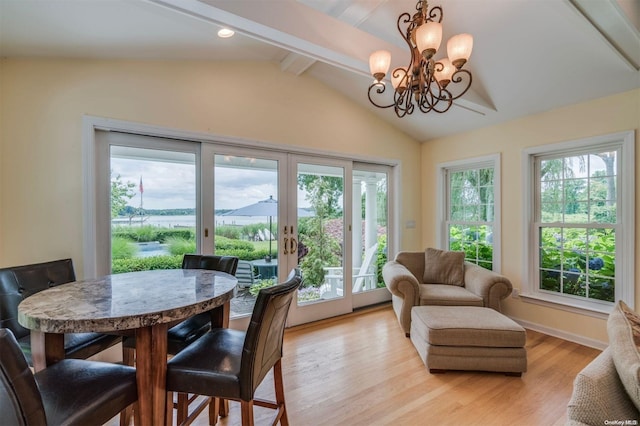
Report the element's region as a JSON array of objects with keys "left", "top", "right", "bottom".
[
  {"left": 182, "top": 254, "right": 239, "bottom": 275},
  {"left": 0, "top": 259, "right": 75, "bottom": 340},
  {"left": 0, "top": 328, "right": 47, "bottom": 426},
  {"left": 240, "top": 270, "right": 301, "bottom": 400}
]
